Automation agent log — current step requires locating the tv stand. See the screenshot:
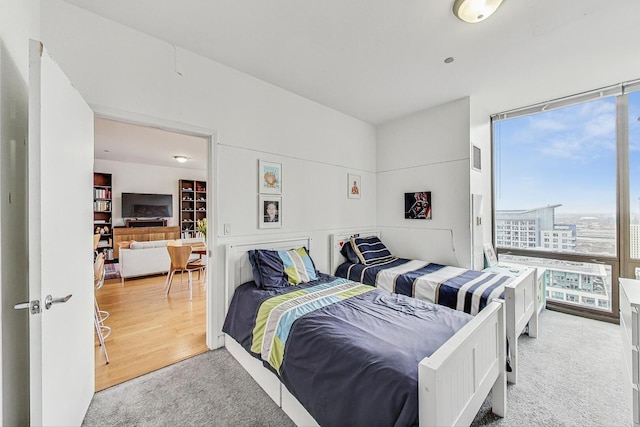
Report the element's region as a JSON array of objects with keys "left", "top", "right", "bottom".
[{"left": 125, "top": 219, "right": 167, "bottom": 228}]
